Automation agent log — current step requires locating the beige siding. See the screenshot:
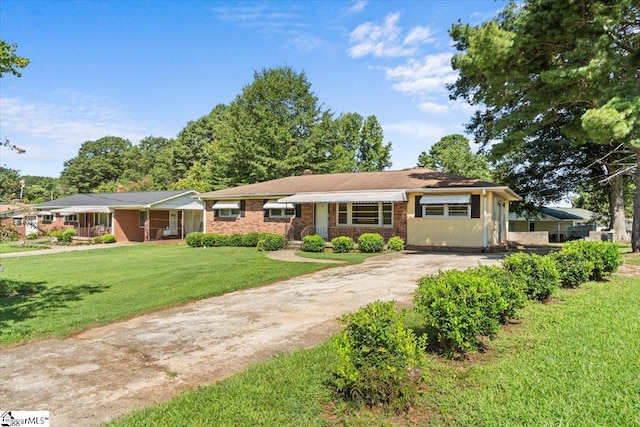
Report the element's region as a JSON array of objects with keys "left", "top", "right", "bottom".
[{"left": 407, "top": 217, "right": 484, "bottom": 247}]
